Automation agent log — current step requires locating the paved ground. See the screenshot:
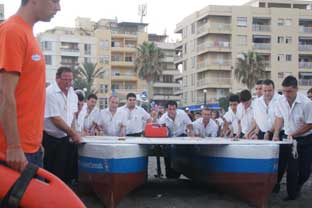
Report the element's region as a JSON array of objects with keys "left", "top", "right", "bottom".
[{"left": 78, "top": 157, "right": 312, "bottom": 208}]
